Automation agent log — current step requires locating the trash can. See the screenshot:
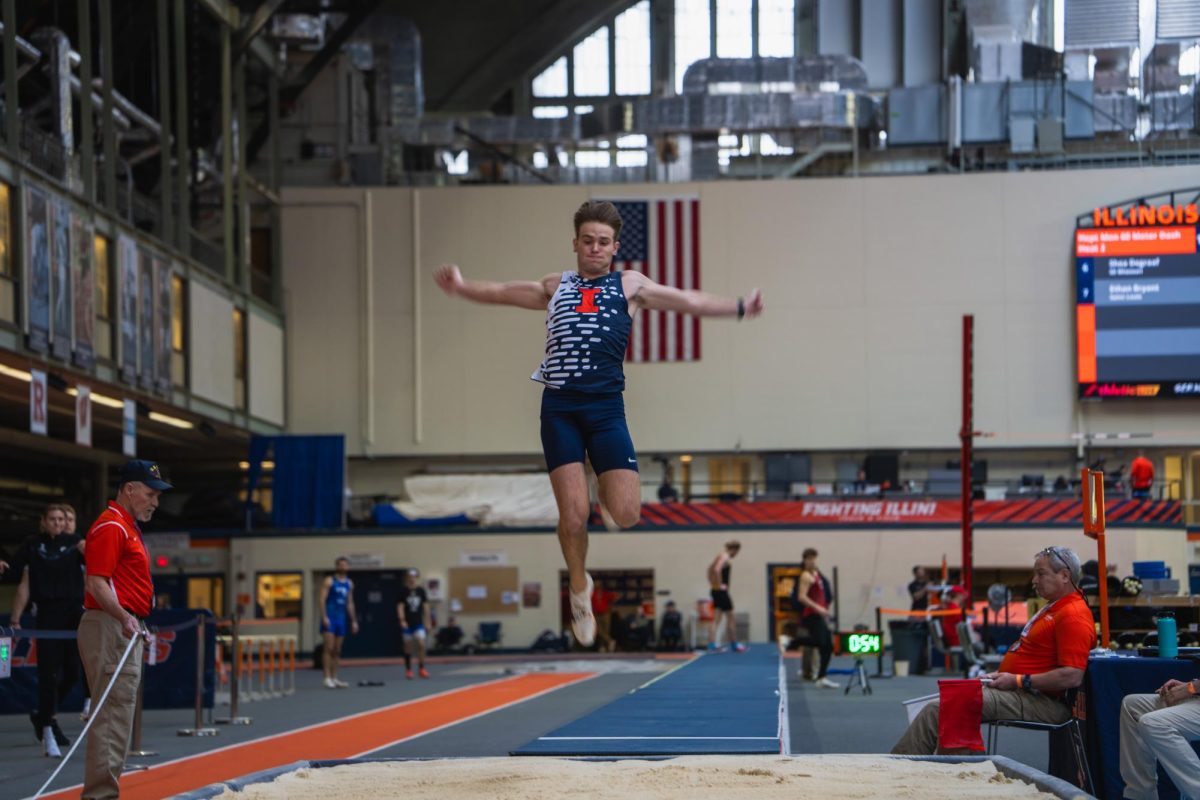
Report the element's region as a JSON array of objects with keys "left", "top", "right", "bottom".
[{"left": 889, "top": 619, "right": 929, "bottom": 675}]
